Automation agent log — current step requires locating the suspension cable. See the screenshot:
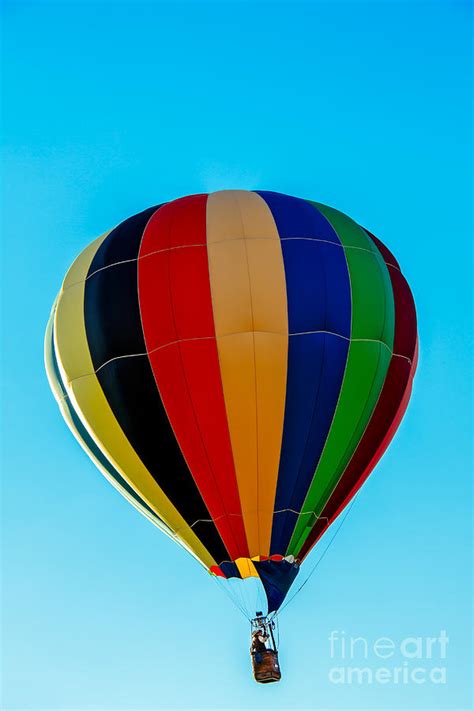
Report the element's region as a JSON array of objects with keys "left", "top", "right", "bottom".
[
  {"left": 212, "top": 493, "right": 359, "bottom": 622},
  {"left": 277, "top": 494, "right": 359, "bottom": 615},
  {"left": 212, "top": 575, "right": 251, "bottom": 621}
]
